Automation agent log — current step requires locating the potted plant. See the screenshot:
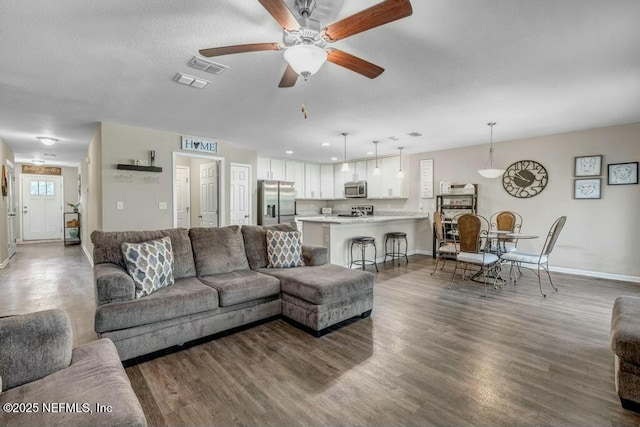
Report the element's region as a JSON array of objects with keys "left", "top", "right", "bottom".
[{"left": 67, "top": 202, "right": 81, "bottom": 213}]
